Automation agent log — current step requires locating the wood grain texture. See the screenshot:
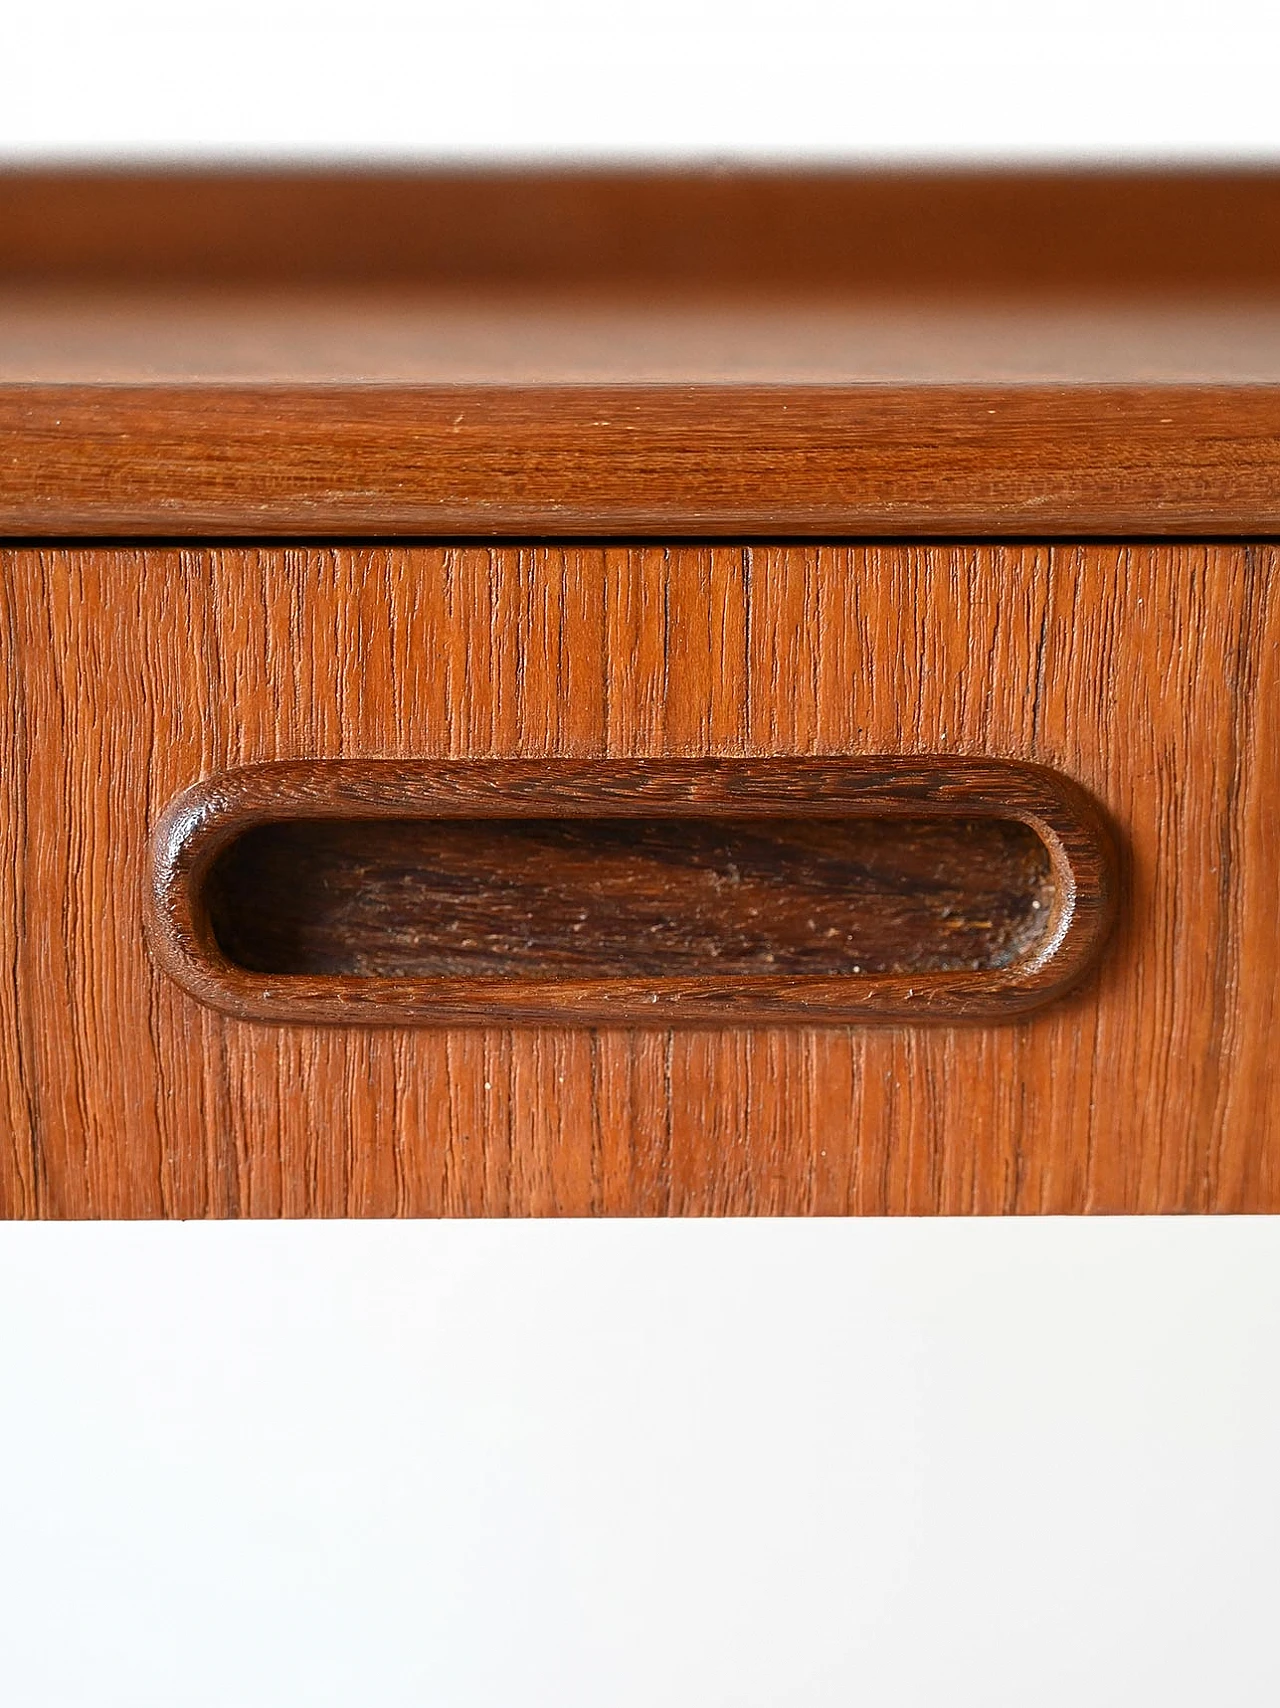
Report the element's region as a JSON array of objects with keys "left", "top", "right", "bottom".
[
  {"left": 4, "top": 169, "right": 1280, "bottom": 534},
  {"left": 0, "top": 543, "right": 1276, "bottom": 1218},
  {"left": 149, "top": 756, "right": 1108, "bottom": 1023},
  {"left": 205, "top": 813, "right": 1054, "bottom": 979},
  {"left": 7, "top": 383, "right": 1280, "bottom": 536}
]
